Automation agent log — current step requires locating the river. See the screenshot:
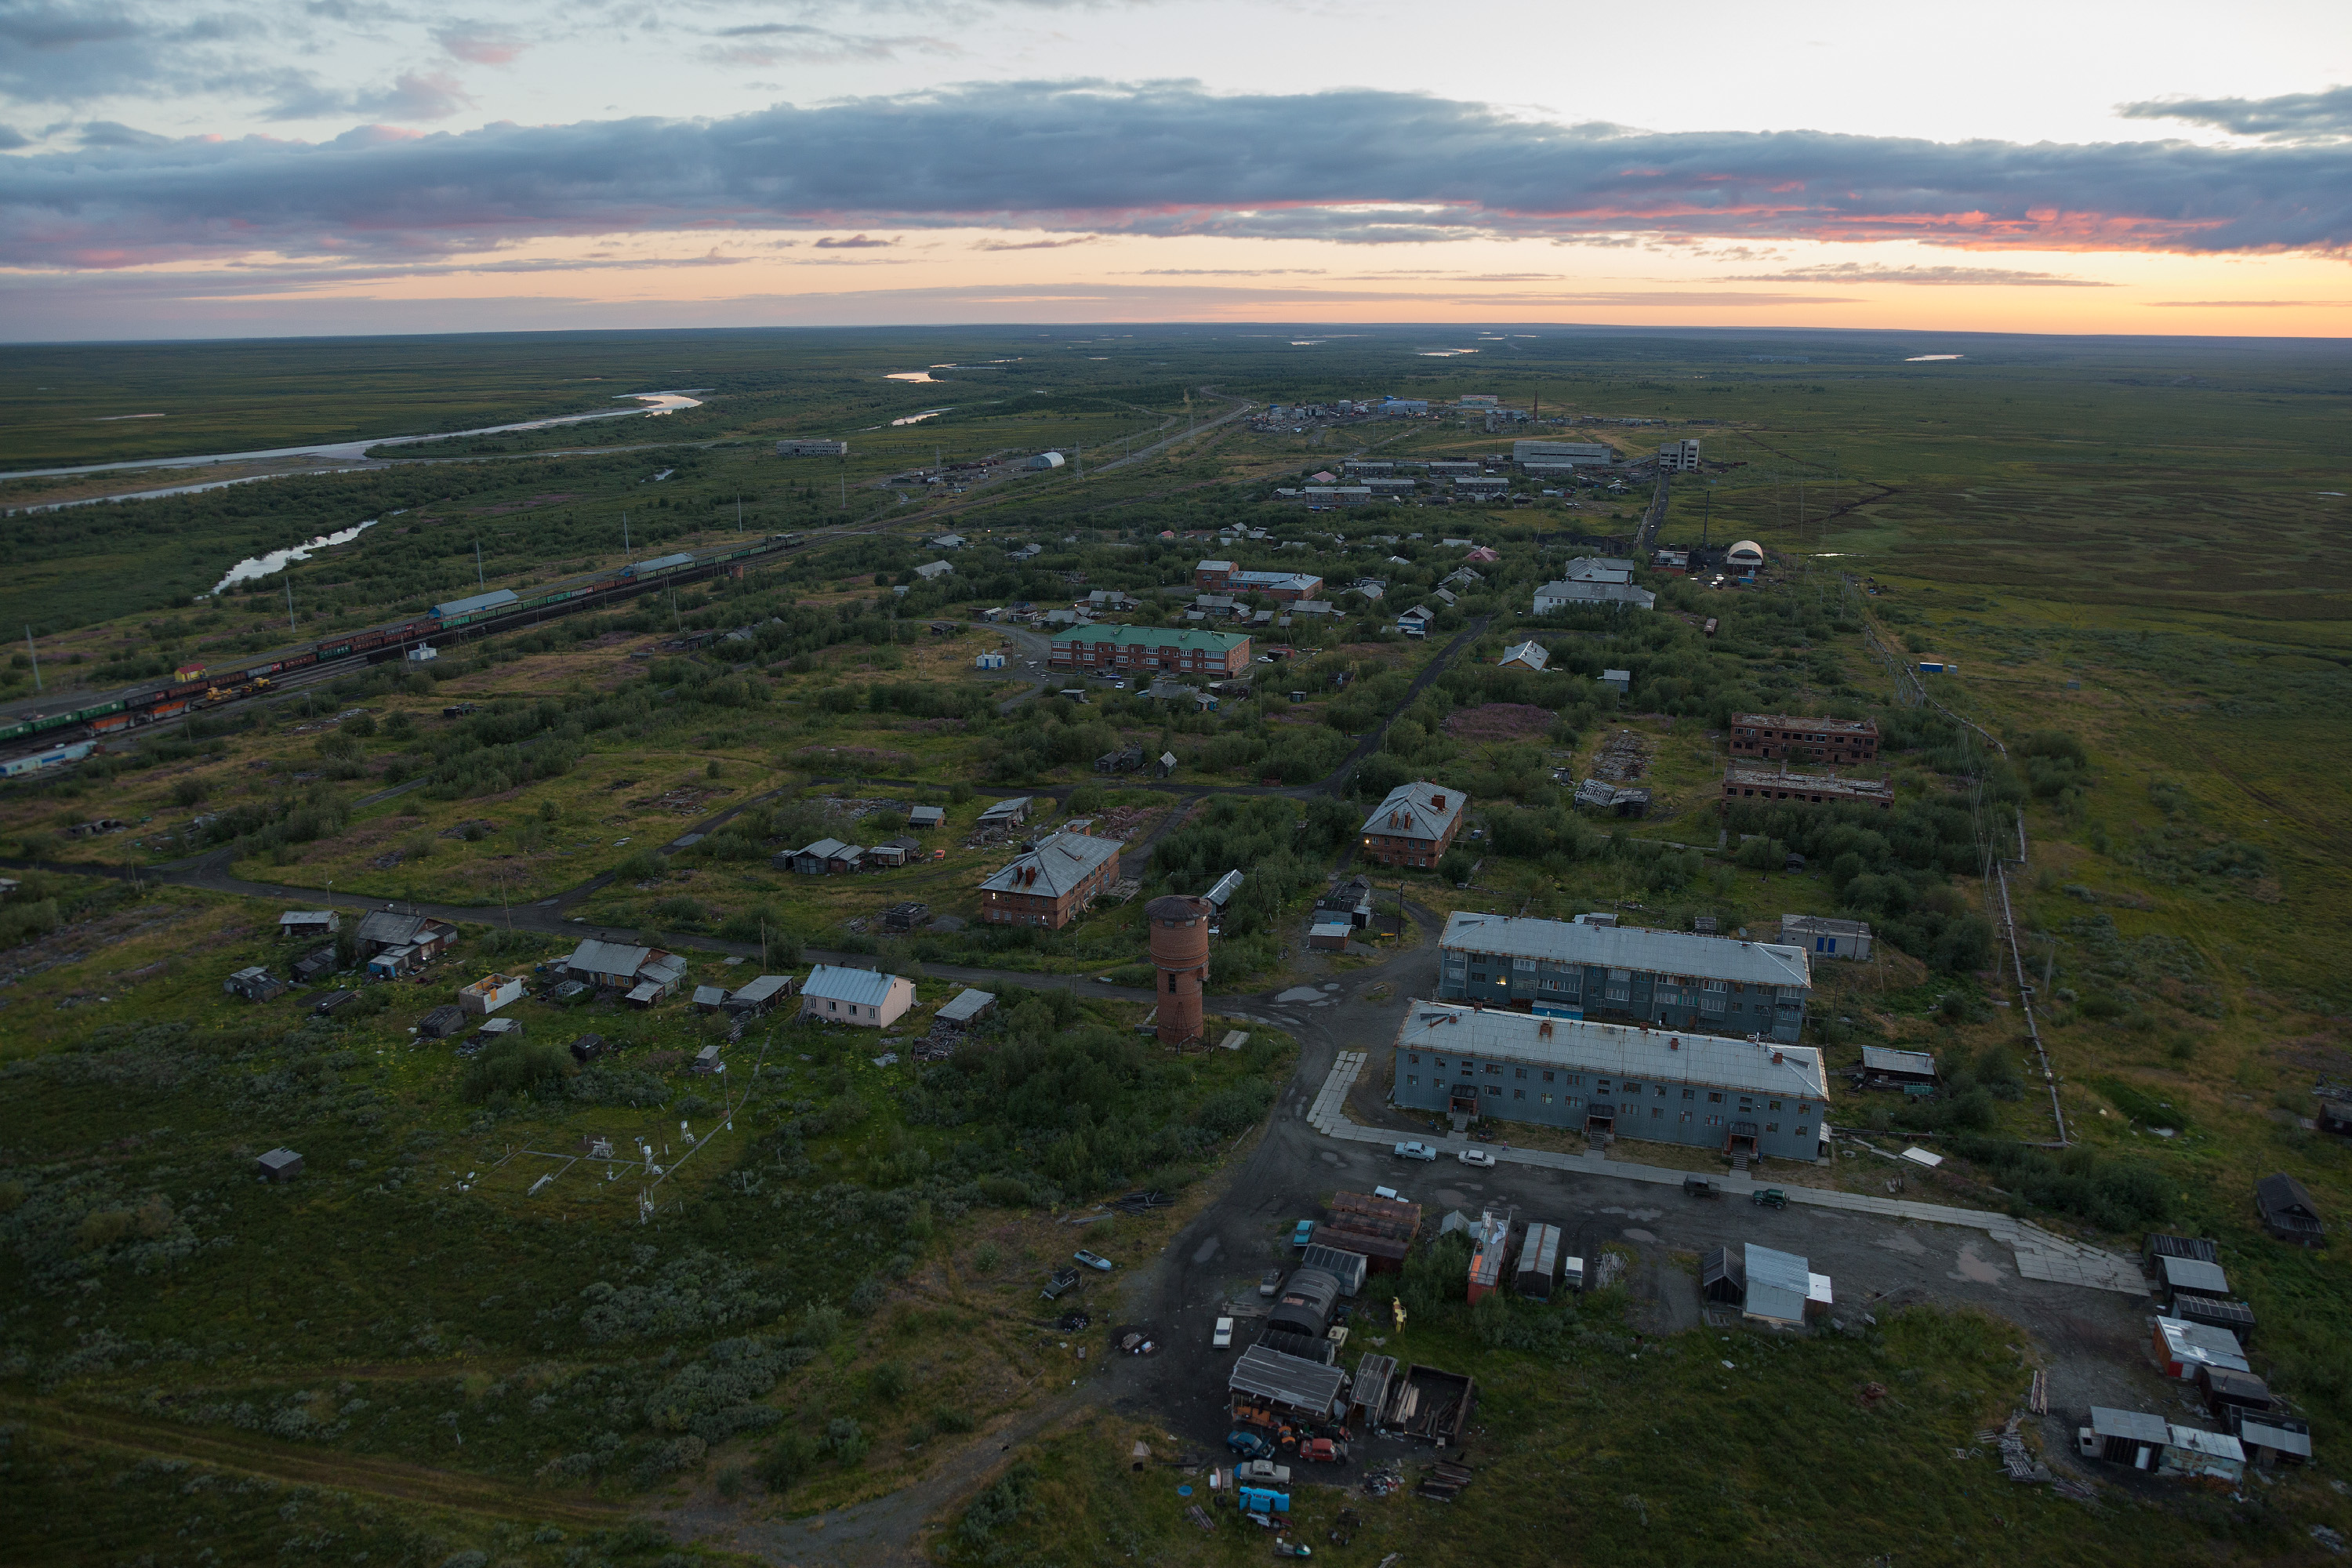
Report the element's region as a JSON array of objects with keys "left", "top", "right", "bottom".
[{"left": 0, "top": 391, "right": 707, "bottom": 483}]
